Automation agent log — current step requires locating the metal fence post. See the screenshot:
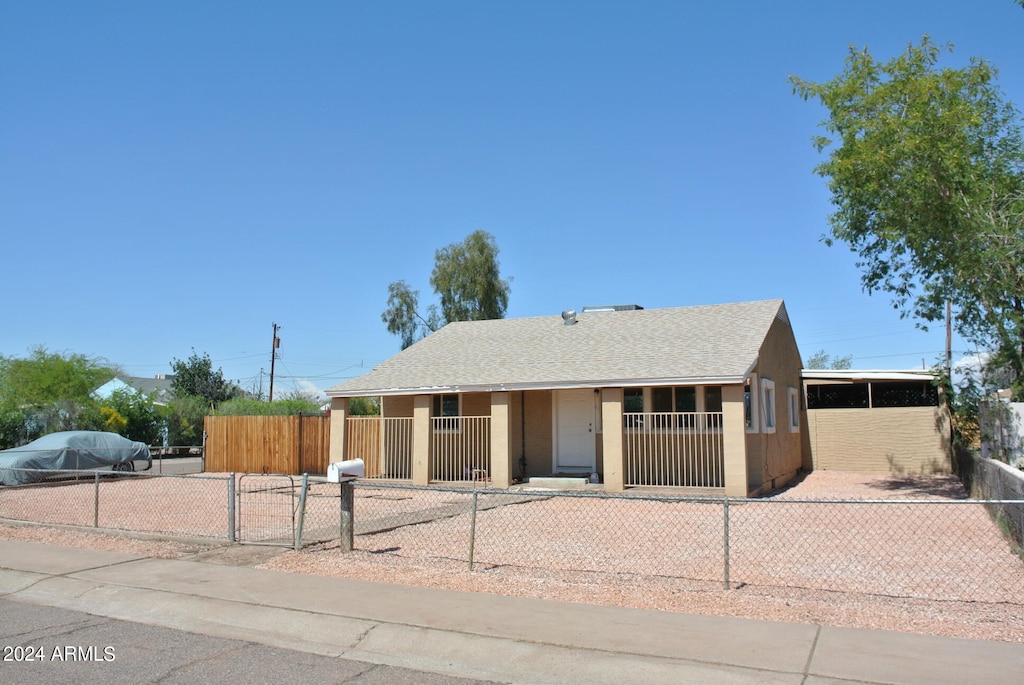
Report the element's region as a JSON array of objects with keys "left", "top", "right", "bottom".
[
  {"left": 295, "top": 473, "right": 308, "bottom": 551},
  {"left": 723, "top": 496, "right": 730, "bottom": 591},
  {"left": 228, "top": 473, "right": 236, "bottom": 542},
  {"left": 468, "top": 491, "right": 479, "bottom": 571},
  {"left": 93, "top": 471, "right": 100, "bottom": 528},
  {"left": 340, "top": 481, "right": 354, "bottom": 552}
]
